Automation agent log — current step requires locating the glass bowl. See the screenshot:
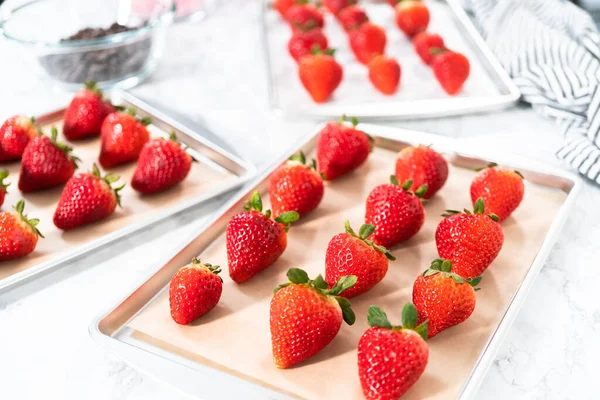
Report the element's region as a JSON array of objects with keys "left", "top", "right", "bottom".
[{"left": 0, "top": 0, "right": 176, "bottom": 91}]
